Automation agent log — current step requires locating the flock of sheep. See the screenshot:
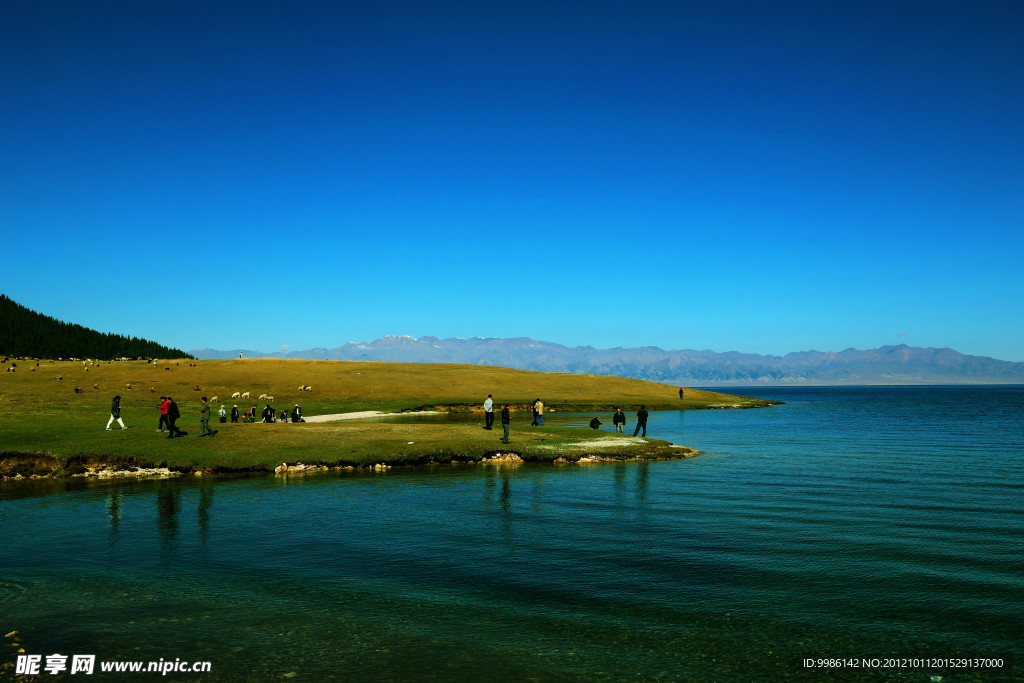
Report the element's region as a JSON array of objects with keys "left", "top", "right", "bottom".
[{"left": 6, "top": 358, "right": 315, "bottom": 406}]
